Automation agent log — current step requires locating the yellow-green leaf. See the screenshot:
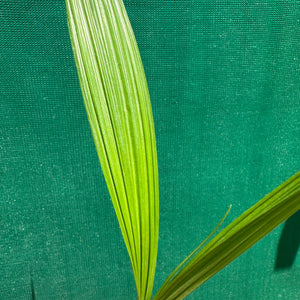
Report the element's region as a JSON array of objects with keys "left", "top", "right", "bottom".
[
  {"left": 154, "top": 172, "right": 300, "bottom": 300},
  {"left": 65, "top": 1, "right": 159, "bottom": 299}
]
